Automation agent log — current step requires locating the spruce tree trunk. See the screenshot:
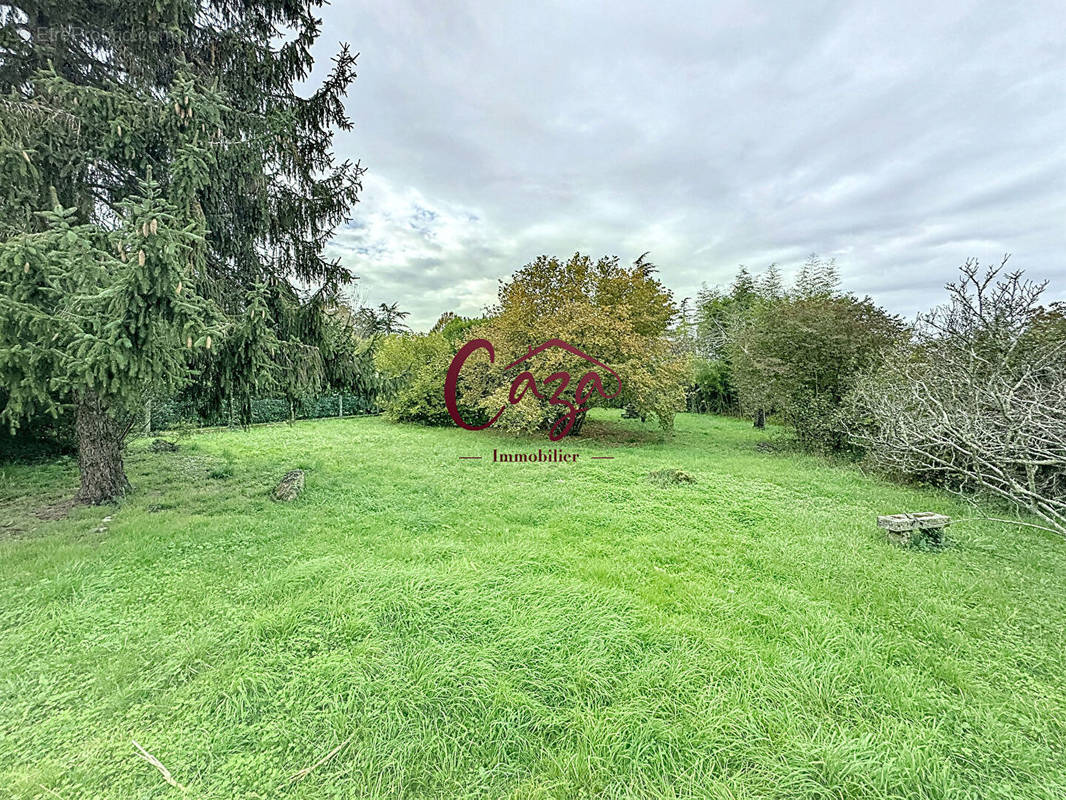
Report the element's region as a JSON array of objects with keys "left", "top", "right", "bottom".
[
  {"left": 75, "top": 392, "right": 131, "bottom": 505},
  {"left": 754, "top": 408, "right": 766, "bottom": 429}
]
